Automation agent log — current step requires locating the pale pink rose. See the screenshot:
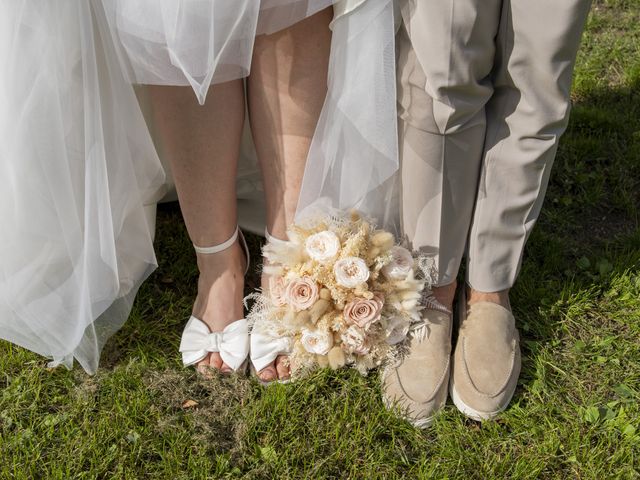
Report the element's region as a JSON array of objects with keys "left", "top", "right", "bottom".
[
  {"left": 268, "top": 276, "right": 287, "bottom": 307},
  {"left": 284, "top": 276, "right": 319, "bottom": 311},
  {"left": 343, "top": 296, "right": 384, "bottom": 329},
  {"left": 382, "top": 246, "right": 414, "bottom": 280},
  {"left": 333, "top": 257, "right": 370, "bottom": 288},
  {"left": 340, "top": 325, "right": 370, "bottom": 355}
]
